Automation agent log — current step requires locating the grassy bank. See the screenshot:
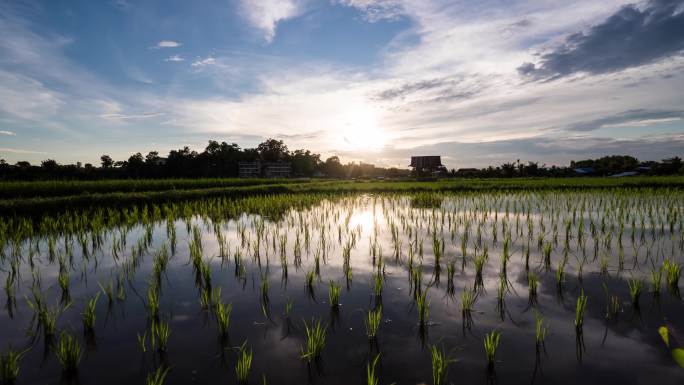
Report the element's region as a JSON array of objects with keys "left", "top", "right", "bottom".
[{"left": 1, "top": 176, "right": 683, "bottom": 215}]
